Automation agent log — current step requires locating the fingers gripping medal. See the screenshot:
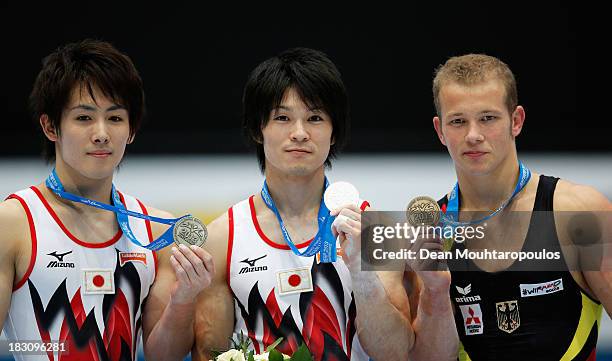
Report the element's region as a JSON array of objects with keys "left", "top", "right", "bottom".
[
  {"left": 406, "top": 196, "right": 453, "bottom": 252},
  {"left": 173, "top": 216, "right": 208, "bottom": 248},
  {"left": 323, "top": 182, "right": 360, "bottom": 261}
]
